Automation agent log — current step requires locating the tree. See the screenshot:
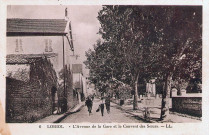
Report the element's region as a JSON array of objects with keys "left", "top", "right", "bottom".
[
  {"left": 147, "top": 6, "right": 202, "bottom": 120},
  {"left": 98, "top": 6, "right": 159, "bottom": 109},
  {"left": 84, "top": 40, "right": 116, "bottom": 94},
  {"left": 85, "top": 6, "right": 202, "bottom": 120},
  {"left": 98, "top": 5, "right": 202, "bottom": 119}
]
